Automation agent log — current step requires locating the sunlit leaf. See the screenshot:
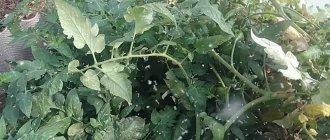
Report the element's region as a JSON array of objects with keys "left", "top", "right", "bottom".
[
  {"left": 251, "top": 30, "right": 302, "bottom": 80},
  {"left": 68, "top": 60, "right": 80, "bottom": 73},
  {"left": 67, "top": 123, "right": 84, "bottom": 136},
  {"left": 145, "top": 3, "right": 177, "bottom": 27},
  {"left": 124, "top": 6, "right": 154, "bottom": 35},
  {"left": 100, "top": 62, "right": 132, "bottom": 104},
  {"left": 117, "top": 116, "right": 146, "bottom": 140},
  {"left": 55, "top": 0, "right": 105, "bottom": 53},
  {"left": 80, "top": 69, "right": 100, "bottom": 91}
]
